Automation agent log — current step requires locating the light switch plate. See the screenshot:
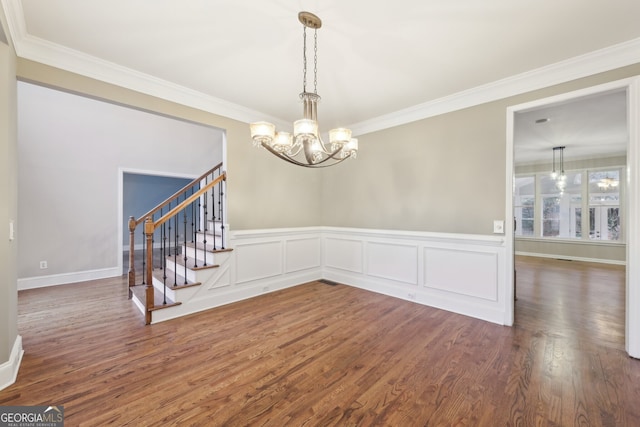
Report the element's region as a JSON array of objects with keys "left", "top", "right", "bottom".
[{"left": 493, "top": 220, "right": 504, "bottom": 234}]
